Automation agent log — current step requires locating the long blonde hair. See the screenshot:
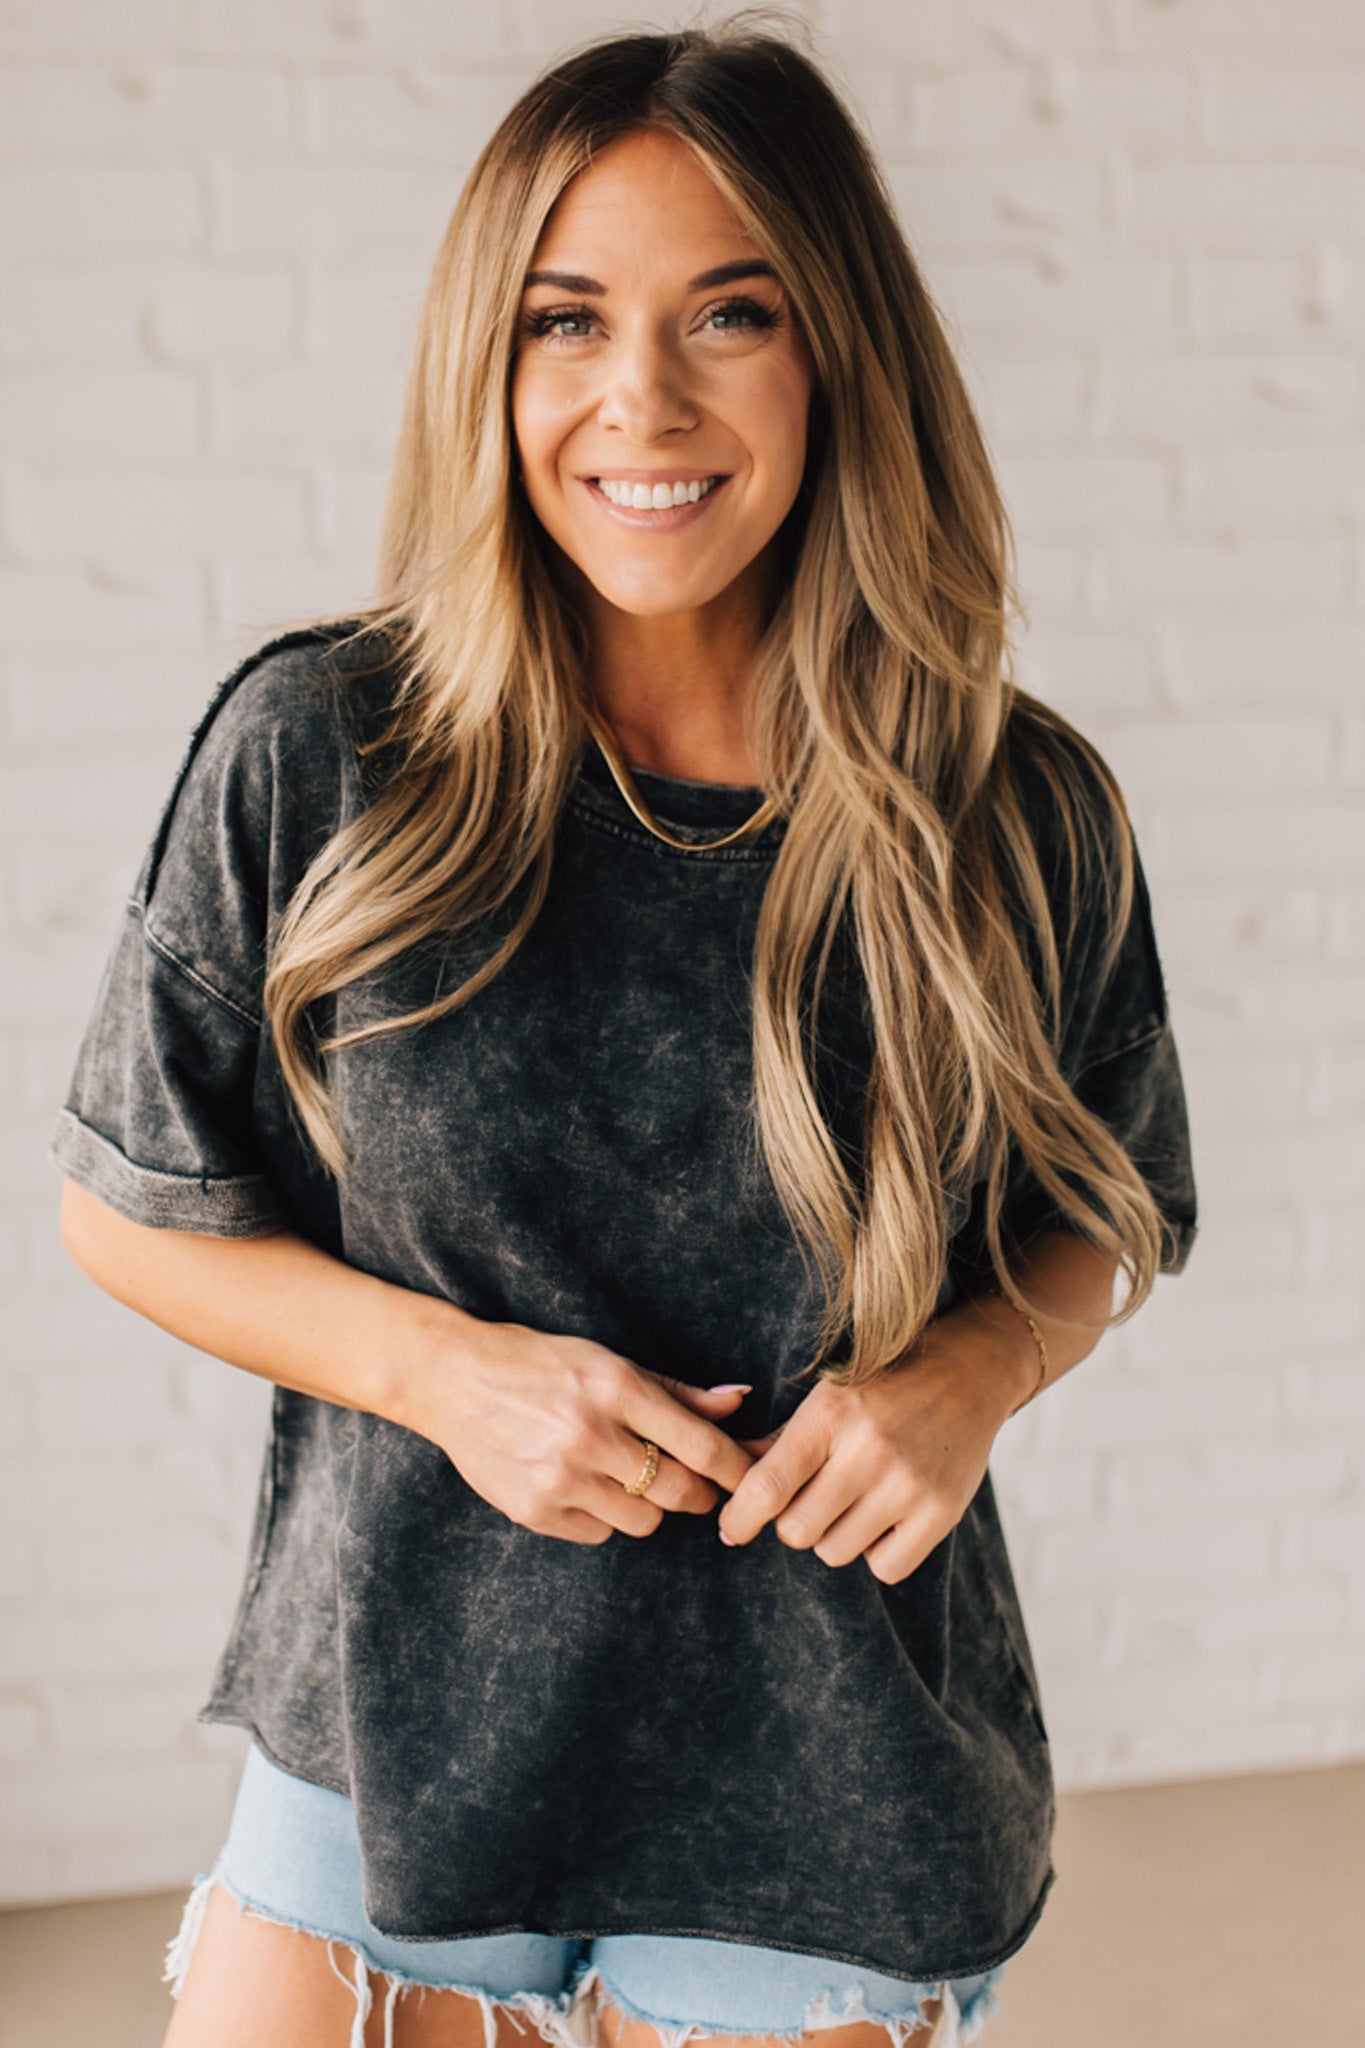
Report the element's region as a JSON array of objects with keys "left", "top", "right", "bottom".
[{"left": 265, "top": 14, "right": 1174, "bottom": 1388}]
